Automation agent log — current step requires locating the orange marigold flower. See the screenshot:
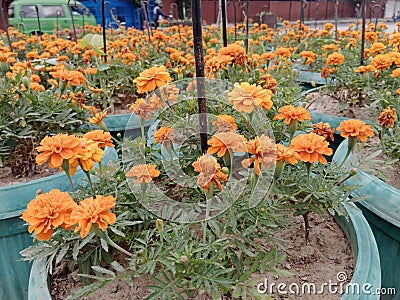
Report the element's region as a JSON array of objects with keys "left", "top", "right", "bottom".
[
  {"left": 85, "top": 67, "right": 98, "bottom": 75},
  {"left": 326, "top": 52, "right": 345, "bottom": 66},
  {"left": 275, "top": 144, "right": 300, "bottom": 165},
  {"left": 336, "top": 119, "right": 374, "bottom": 142},
  {"left": 228, "top": 82, "right": 273, "bottom": 113},
  {"left": 242, "top": 134, "right": 276, "bottom": 176},
  {"left": 378, "top": 107, "right": 397, "bottom": 128},
  {"left": 258, "top": 73, "right": 278, "bottom": 90},
  {"left": 50, "top": 69, "right": 86, "bottom": 86},
  {"left": 36, "top": 134, "right": 81, "bottom": 168},
  {"left": 369, "top": 42, "right": 386, "bottom": 56},
  {"left": 275, "top": 47, "right": 291, "bottom": 58},
  {"left": 370, "top": 54, "right": 392, "bottom": 71},
  {"left": 309, "top": 122, "right": 335, "bottom": 141},
  {"left": 69, "top": 138, "right": 104, "bottom": 175},
  {"left": 322, "top": 44, "right": 339, "bottom": 52},
  {"left": 83, "top": 130, "right": 114, "bottom": 149},
  {"left": 324, "top": 23, "right": 334, "bottom": 31},
  {"left": 133, "top": 65, "right": 172, "bottom": 94},
  {"left": 21, "top": 189, "right": 77, "bottom": 241},
  {"left": 273, "top": 105, "right": 311, "bottom": 124},
  {"left": 192, "top": 155, "right": 228, "bottom": 191},
  {"left": 129, "top": 98, "right": 155, "bottom": 119},
  {"left": 289, "top": 133, "right": 333, "bottom": 164},
  {"left": 88, "top": 111, "right": 107, "bottom": 125},
  {"left": 212, "top": 114, "right": 238, "bottom": 132},
  {"left": 207, "top": 132, "right": 247, "bottom": 157},
  {"left": 219, "top": 43, "right": 247, "bottom": 65},
  {"left": 154, "top": 126, "right": 174, "bottom": 146},
  {"left": 70, "top": 195, "right": 116, "bottom": 238},
  {"left": 299, "top": 50, "right": 317, "bottom": 65},
  {"left": 390, "top": 68, "right": 400, "bottom": 78},
  {"left": 321, "top": 66, "right": 336, "bottom": 78},
  {"left": 126, "top": 164, "right": 160, "bottom": 183}
]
